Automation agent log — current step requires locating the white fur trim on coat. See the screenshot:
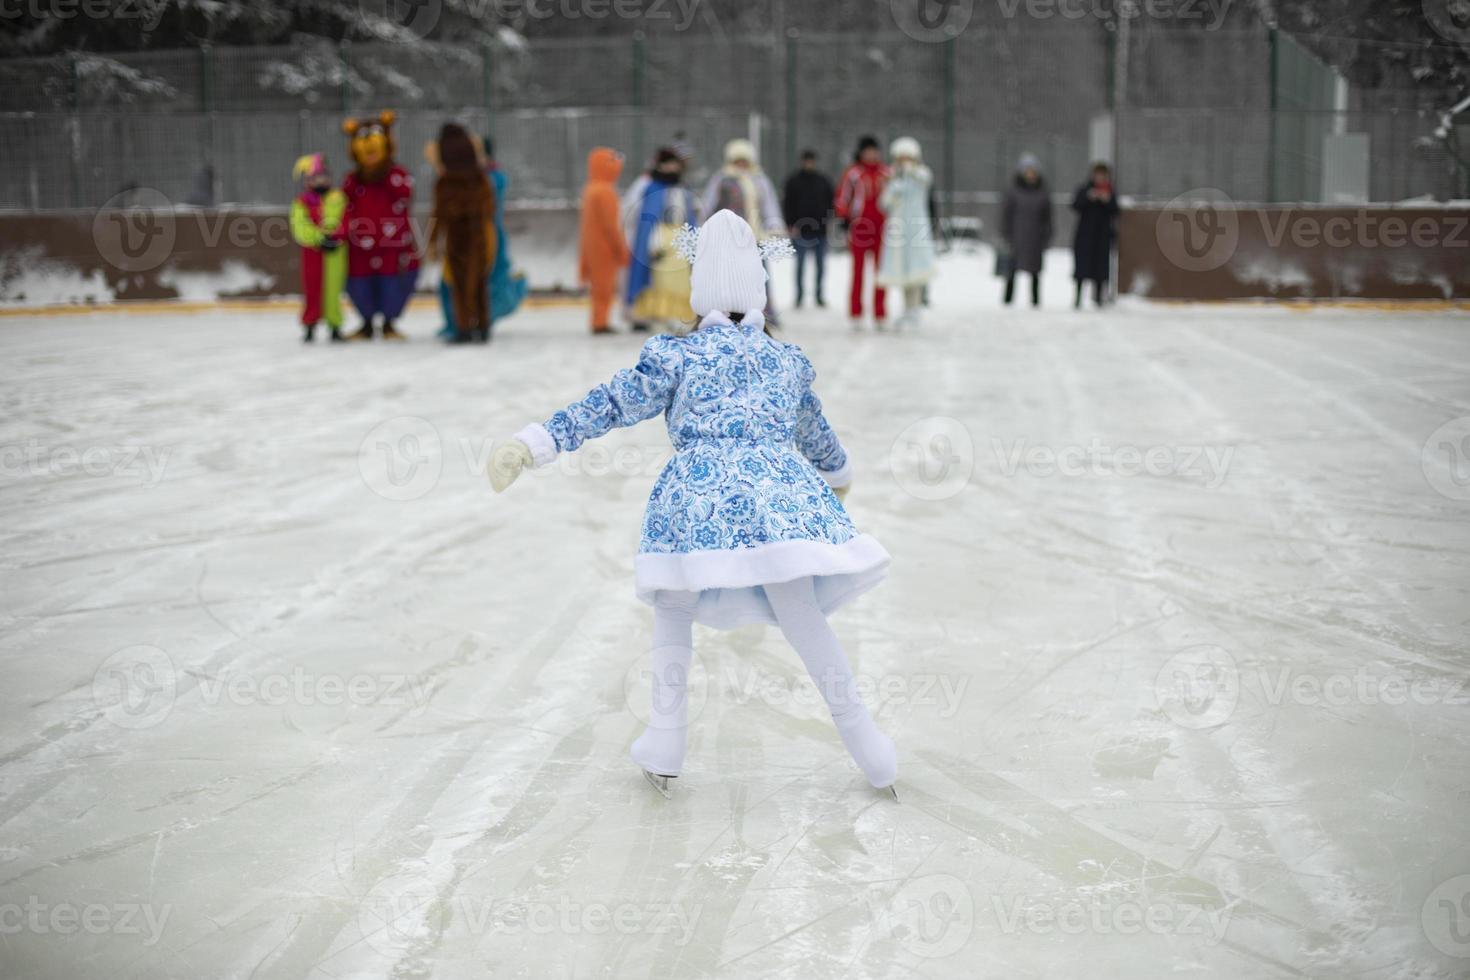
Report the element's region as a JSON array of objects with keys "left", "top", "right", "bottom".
[
  {"left": 513, "top": 423, "right": 558, "bottom": 468},
  {"left": 633, "top": 534, "right": 890, "bottom": 630}
]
